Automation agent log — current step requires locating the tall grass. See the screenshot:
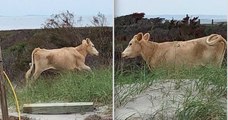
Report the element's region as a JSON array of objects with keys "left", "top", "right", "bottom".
[
  {"left": 7, "top": 67, "right": 112, "bottom": 108},
  {"left": 115, "top": 65, "right": 226, "bottom": 120}
]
